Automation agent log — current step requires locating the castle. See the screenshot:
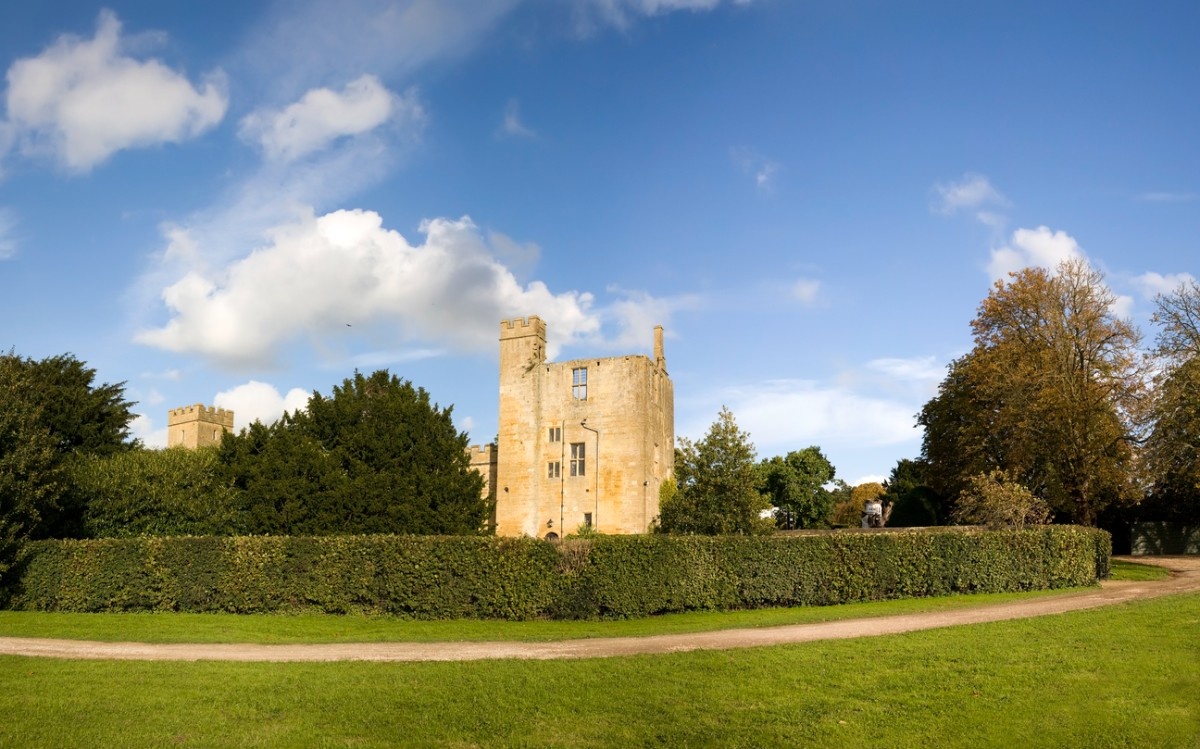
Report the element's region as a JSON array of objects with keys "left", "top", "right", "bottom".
[
  {"left": 169, "top": 316, "right": 675, "bottom": 538},
  {"left": 491, "top": 316, "right": 674, "bottom": 538},
  {"left": 167, "top": 404, "right": 235, "bottom": 449}
]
